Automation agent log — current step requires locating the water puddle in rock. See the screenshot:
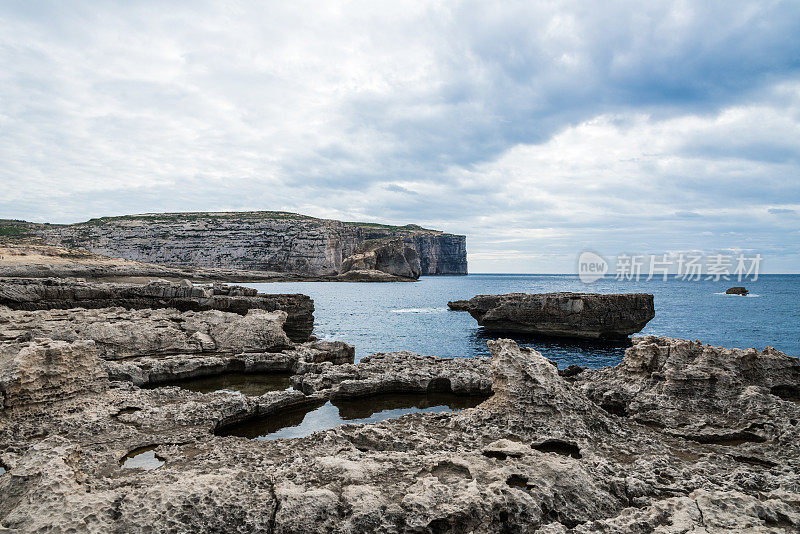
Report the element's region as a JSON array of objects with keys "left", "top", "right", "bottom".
[
  {"left": 120, "top": 446, "right": 165, "bottom": 470},
  {"left": 0, "top": 465, "right": 6, "bottom": 476},
  {"left": 146, "top": 373, "right": 292, "bottom": 396},
  {"left": 216, "top": 393, "right": 489, "bottom": 440}
]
